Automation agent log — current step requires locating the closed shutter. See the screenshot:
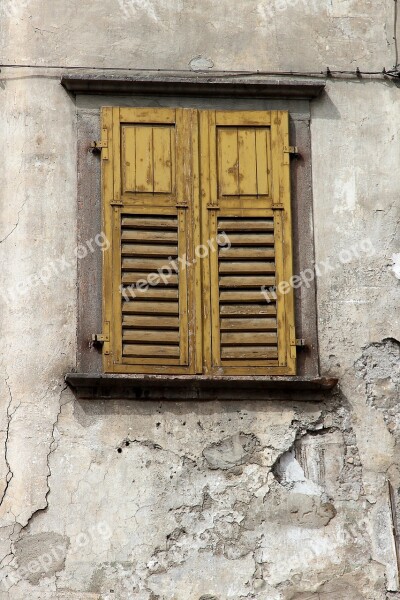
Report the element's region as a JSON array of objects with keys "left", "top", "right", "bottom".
[
  {"left": 101, "top": 108, "right": 296, "bottom": 376},
  {"left": 102, "top": 108, "right": 201, "bottom": 374},
  {"left": 200, "top": 110, "right": 296, "bottom": 375}
]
